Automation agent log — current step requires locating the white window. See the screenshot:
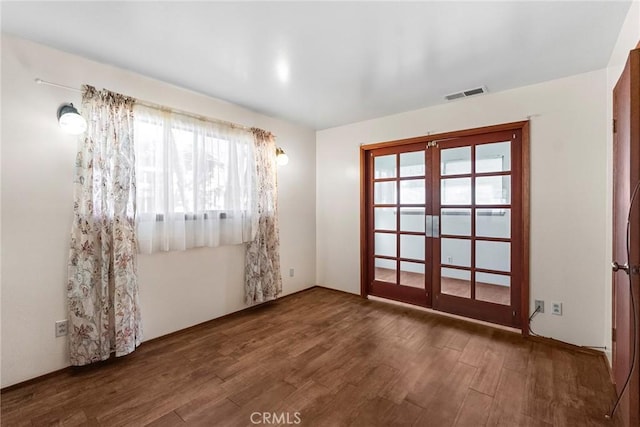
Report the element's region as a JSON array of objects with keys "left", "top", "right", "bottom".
[{"left": 134, "top": 106, "right": 256, "bottom": 253}]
